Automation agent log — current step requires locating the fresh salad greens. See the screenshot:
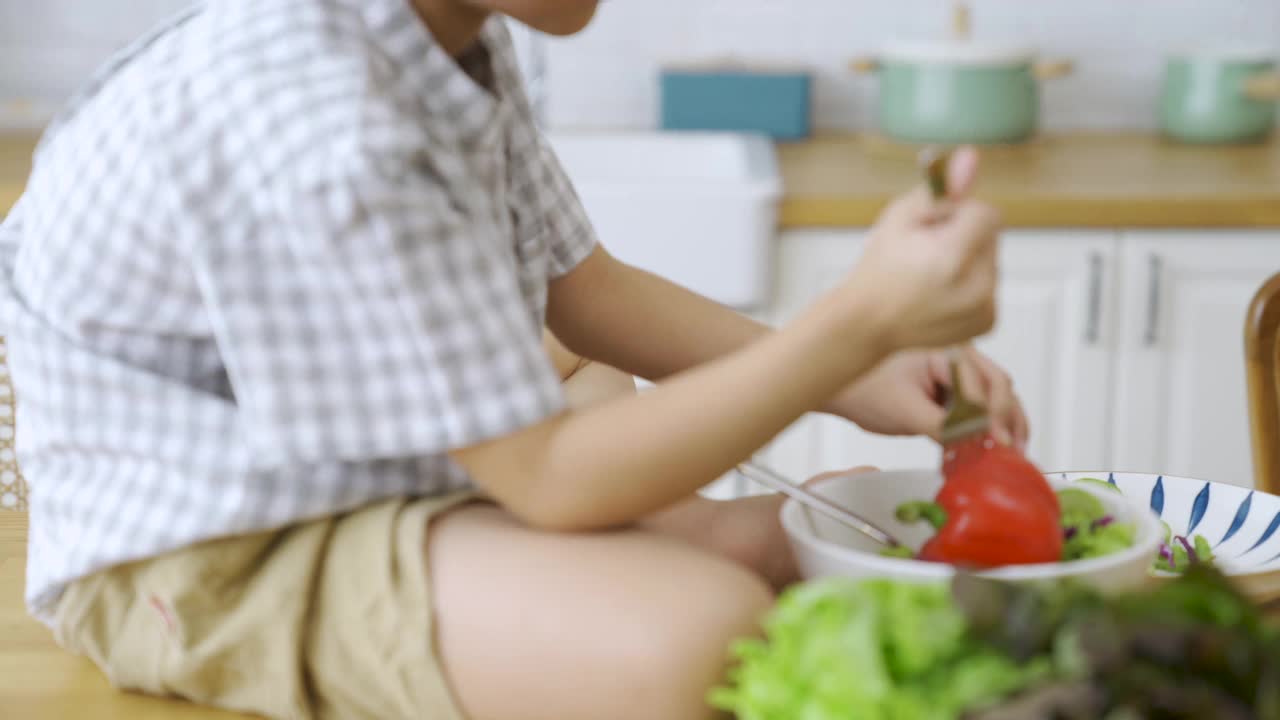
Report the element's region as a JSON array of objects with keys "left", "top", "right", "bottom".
[
  {"left": 1056, "top": 487, "right": 1135, "bottom": 562},
  {"left": 708, "top": 579, "right": 1052, "bottom": 720},
  {"left": 1158, "top": 519, "right": 1215, "bottom": 573},
  {"left": 713, "top": 567, "right": 1280, "bottom": 720},
  {"left": 1073, "top": 477, "right": 1216, "bottom": 573}
]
